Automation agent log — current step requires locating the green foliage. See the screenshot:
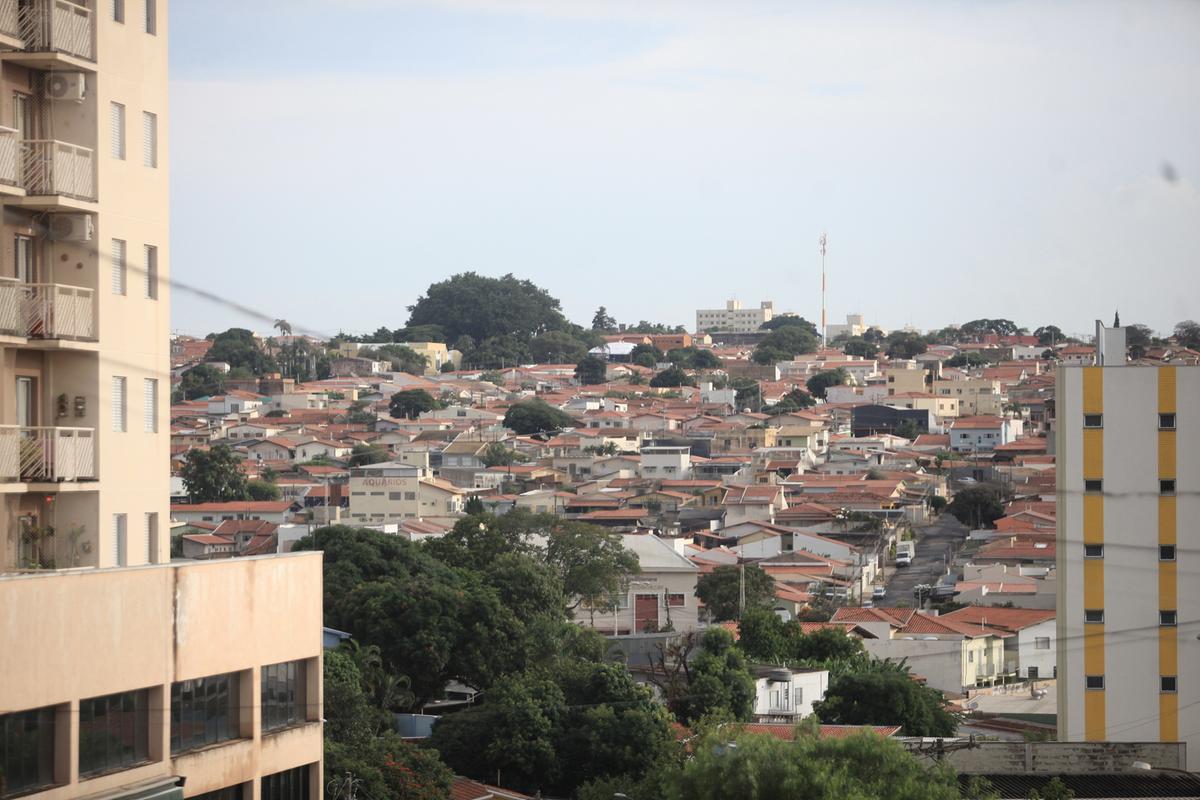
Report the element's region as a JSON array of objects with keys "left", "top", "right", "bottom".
[
  {"left": 480, "top": 441, "right": 525, "bottom": 468},
  {"left": 960, "top": 318, "right": 1021, "bottom": 337},
  {"left": 928, "top": 495, "right": 948, "bottom": 513},
  {"left": 737, "top": 608, "right": 866, "bottom": 667},
  {"left": 179, "top": 364, "right": 224, "bottom": 399},
  {"left": 1033, "top": 325, "right": 1064, "bottom": 346},
  {"left": 841, "top": 337, "right": 878, "bottom": 358},
  {"left": 245, "top": 478, "right": 282, "bottom": 501},
  {"left": 885, "top": 330, "right": 928, "bottom": 359},
  {"left": 503, "top": 398, "right": 575, "bottom": 434},
  {"left": 180, "top": 444, "right": 247, "bottom": 503},
  {"left": 813, "top": 670, "right": 958, "bottom": 736},
  {"left": 542, "top": 518, "right": 641, "bottom": 613},
  {"left": 389, "top": 389, "right": 440, "bottom": 419},
  {"left": 205, "top": 328, "right": 276, "bottom": 374},
  {"left": 407, "top": 272, "right": 568, "bottom": 346},
  {"left": 1125, "top": 323, "right": 1153, "bottom": 358},
  {"left": 666, "top": 347, "right": 721, "bottom": 370},
  {"left": 366, "top": 344, "right": 429, "bottom": 375},
  {"left": 675, "top": 628, "right": 756, "bottom": 723},
  {"left": 650, "top": 365, "right": 695, "bottom": 388},
  {"left": 945, "top": 351, "right": 990, "bottom": 368},
  {"left": 806, "top": 368, "right": 848, "bottom": 399},
  {"left": 463, "top": 495, "right": 485, "bottom": 515},
  {"left": 630, "top": 343, "right": 663, "bottom": 363},
  {"left": 531, "top": 331, "right": 590, "bottom": 363},
  {"left": 752, "top": 325, "right": 819, "bottom": 364},
  {"left": 349, "top": 443, "right": 390, "bottom": 467},
  {"left": 575, "top": 355, "right": 608, "bottom": 385},
  {"left": 1026, "top": 776, "right": 1075, "bottom": 799},
  {"left": 624, "top": 320, "right": 686, "bottom": 334},
  {"left": 895, "top": 419, "right": 921, "bottom": 440},
  {"left": 1173, "top": 320, "right": 1200, "bottom": 349},
  {"left": 591, "top": 306, "right": 617, "bottom": 331},
  {"left": 764, "top": 389, "right": 816, "bottom": 415},
  {"left": 946, "top": 484, "right": 1007, "bottom": 528},
  {"left": 760, "top": 315, "right": 819, "bottom": 336},
  {"left": 696, "top": 564, "right": 776, "bottom": 622}
]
